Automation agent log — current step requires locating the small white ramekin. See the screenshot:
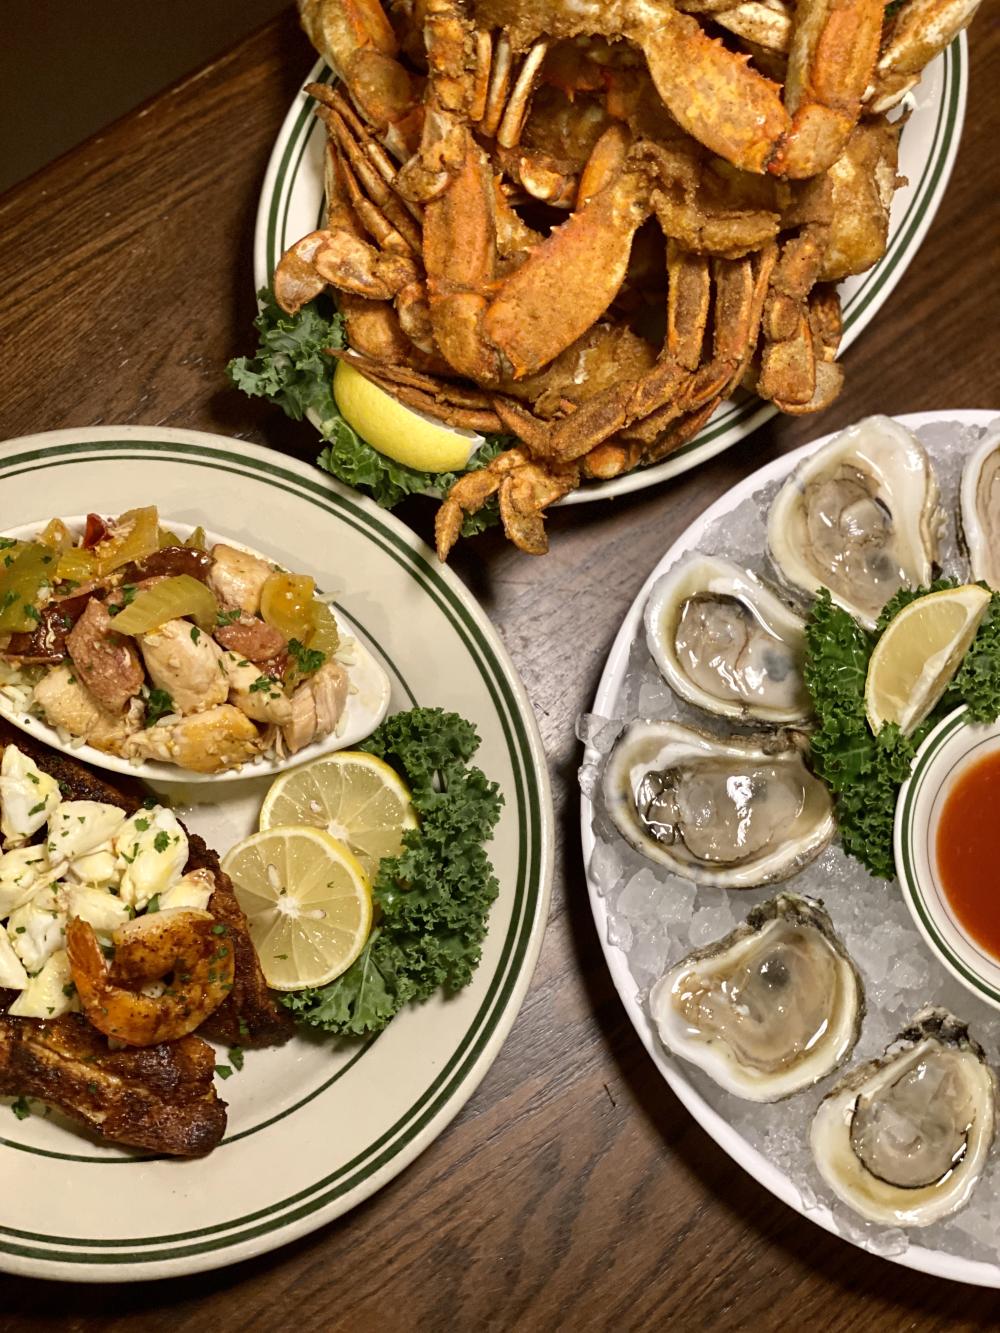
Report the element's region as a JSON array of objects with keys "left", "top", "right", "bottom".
[{"left": 895, "top": 706, "right": 1000, "bottom": 1010}]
